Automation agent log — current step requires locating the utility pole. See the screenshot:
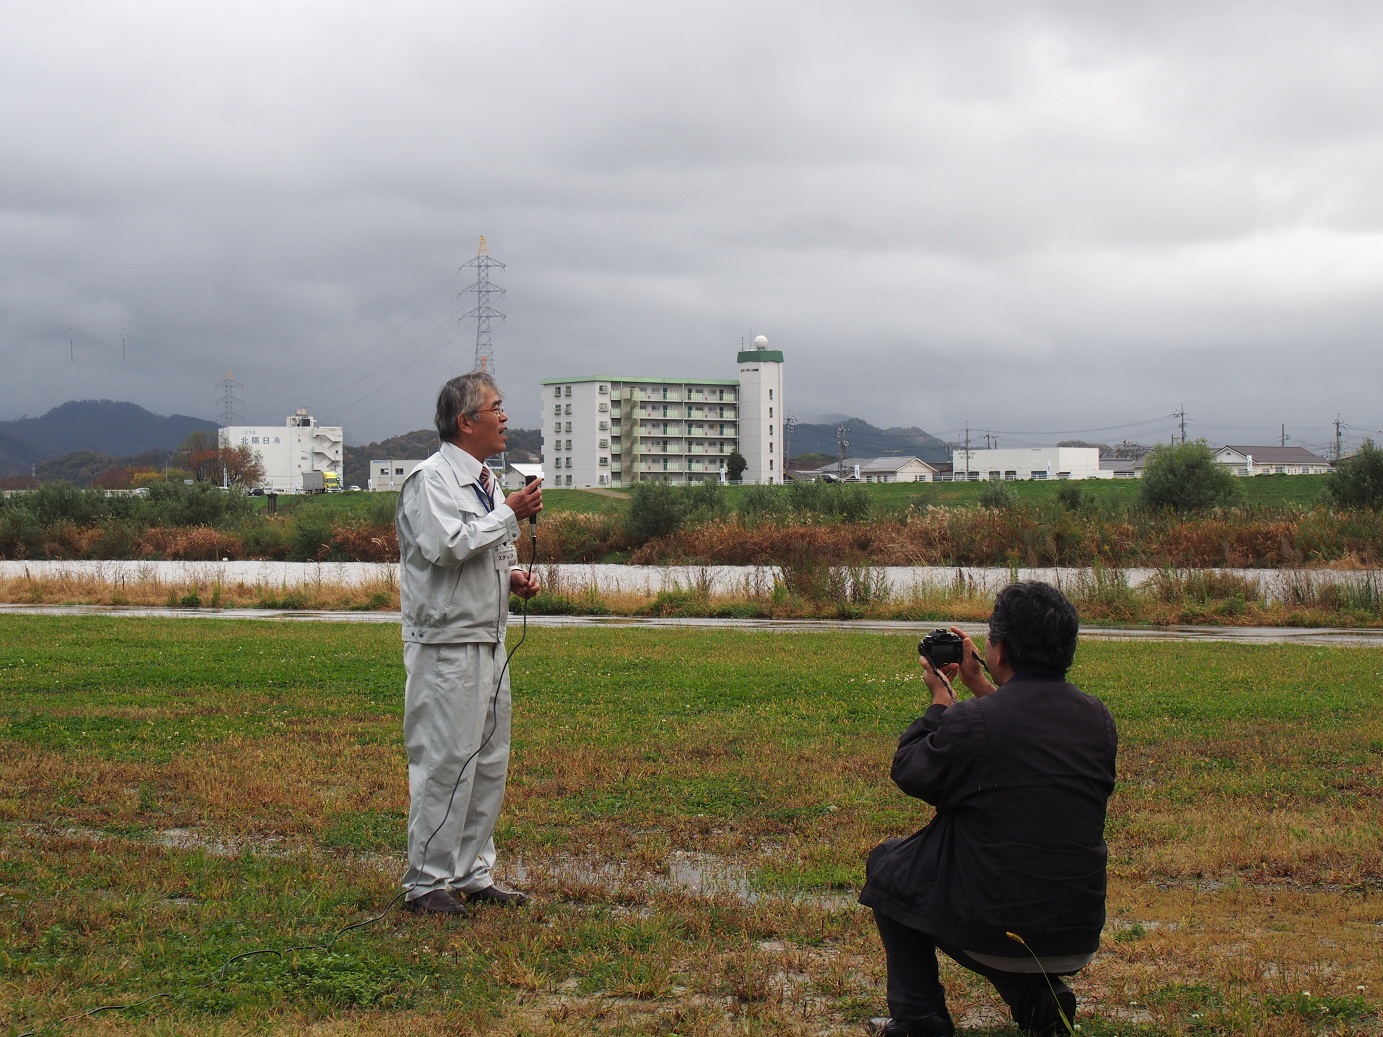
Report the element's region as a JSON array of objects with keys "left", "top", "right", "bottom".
[
  {"left": 461, "top": 236, "right": 506, "bottom": 379},
  {"left": 836, "top": 424, "right": 850, "bottom": 480},
  {"left": 461, "top": 236, "right": 507, "bottom": 474},
  {"left": 217, "top": 369, "right": 242, "bottom": 489},
  {"left": 963, "top": 424, "right": 971, "bottom": 480},
  {"left": 1281, "top": 423, "right": 1286, "bottom": 448},
  {"left": 1335, "top": 414, "right": 1344, "bottom": 461},
  {"left": 1176, "top": 404, "right": 1187, "bottom": 445},
  {"left": 784, "top": 415, "right": 797, "bottom": 478}
]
